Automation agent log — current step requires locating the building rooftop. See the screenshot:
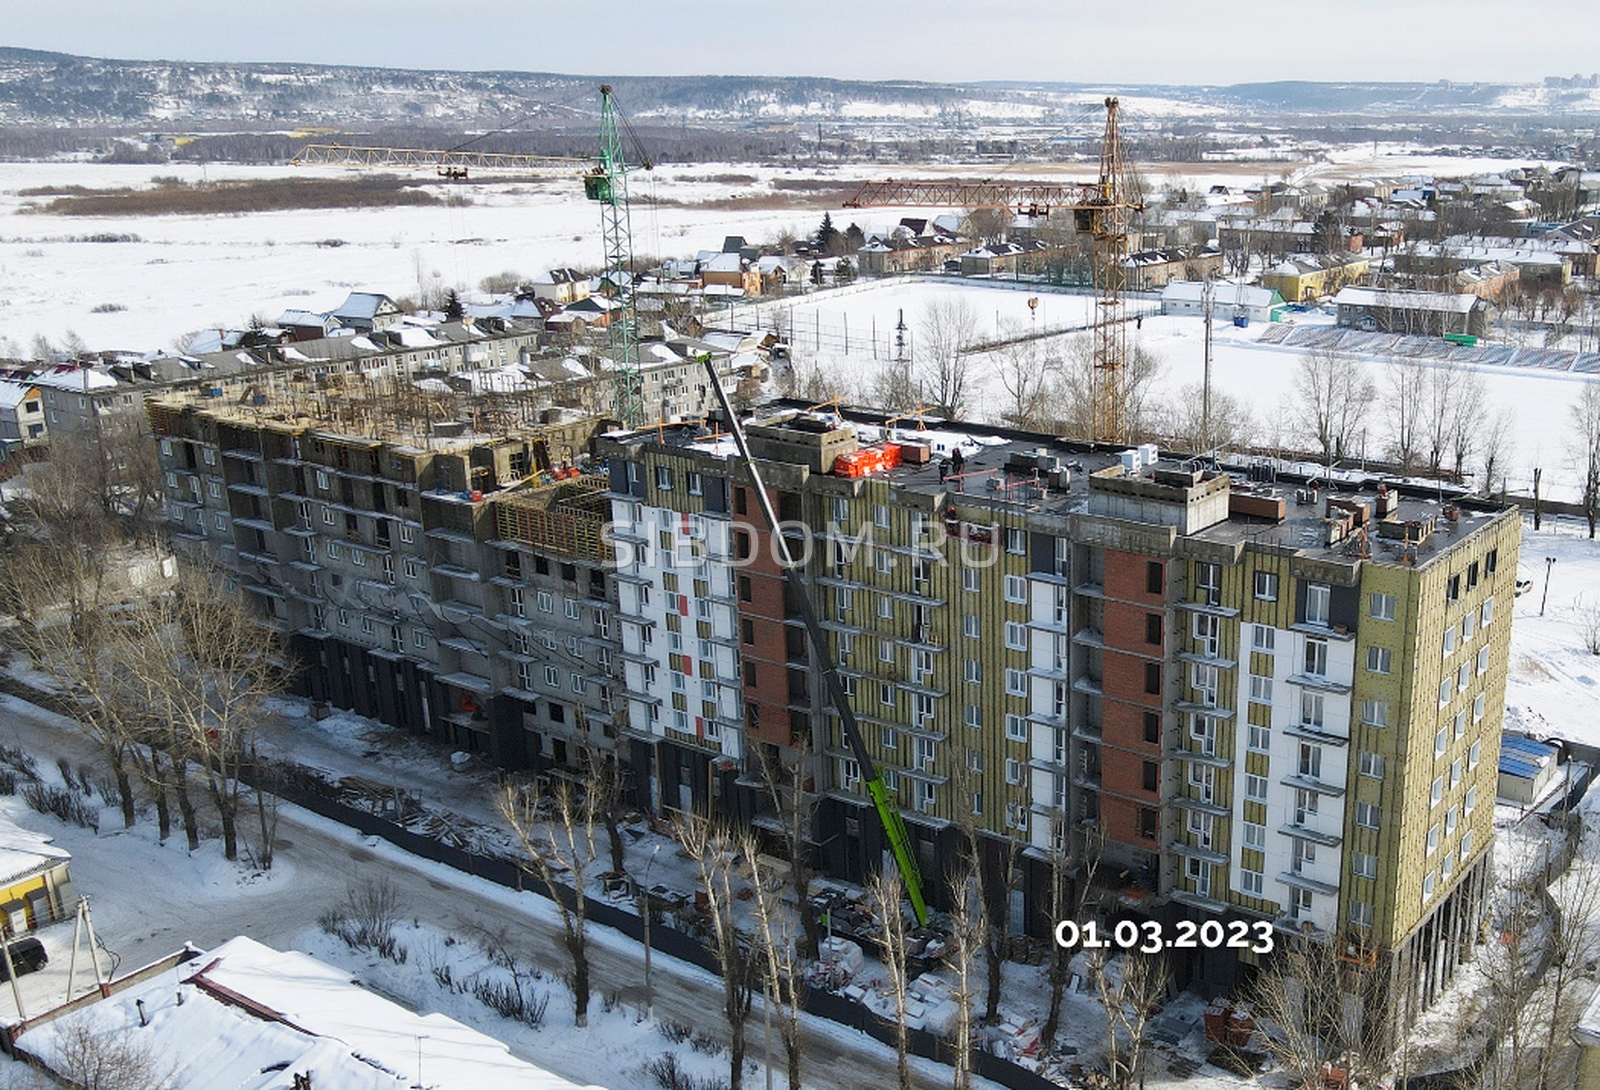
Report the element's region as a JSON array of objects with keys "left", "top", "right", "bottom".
[{"left": 620, "top": 404, "right": 1511, "bottom": 568}]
